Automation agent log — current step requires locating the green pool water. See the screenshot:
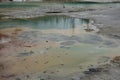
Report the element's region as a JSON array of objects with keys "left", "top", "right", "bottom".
[{"left": 0, "top": 15, "right": 90, "bottom": 29}]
